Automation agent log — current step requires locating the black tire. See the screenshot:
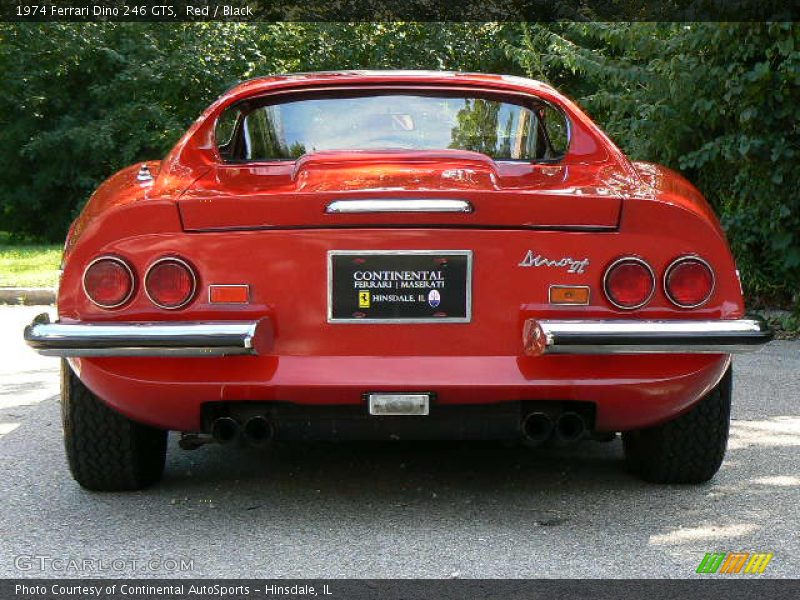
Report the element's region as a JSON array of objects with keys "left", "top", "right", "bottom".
[
  {"left": 623, "top": 365, "right": 732, "bottom": 484},
  {"left": 61, "top": 360, "right": 167, "bottom": 491}
]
